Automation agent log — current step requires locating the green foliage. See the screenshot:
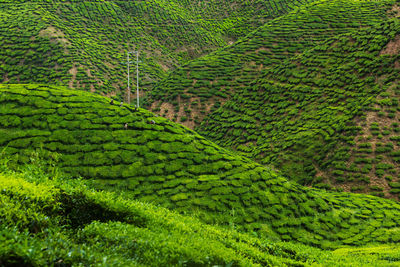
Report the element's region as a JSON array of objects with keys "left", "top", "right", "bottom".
[
  {"left": 149, "top": 0, "right": 394, "bottom": 122},
  {"left": 149, "top": 0, "right": 400, "bottom": 195},
  {"left": 2, "top": 84, "right": 400, "bottom": 249},
  {"left": 2, "top": 161, "right": 400, "bottom": 266},
  {"left": 0, "top": 0, "right": 312, "bottom": 98}
]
